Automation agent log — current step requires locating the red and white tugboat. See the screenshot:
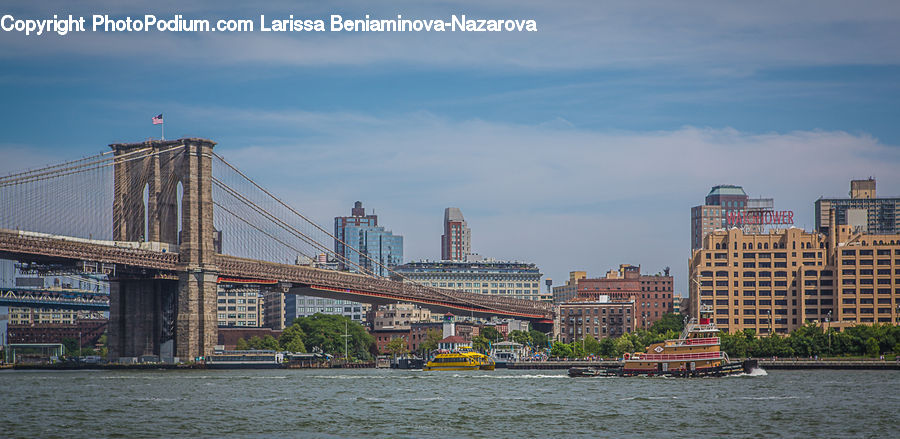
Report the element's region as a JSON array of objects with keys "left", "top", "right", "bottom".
[
  {"left": 569, "top": 305, "right": 759, "bottom": 377},
  {"left": 621, "top": 305, "right": 757, "bottom": 377}
]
